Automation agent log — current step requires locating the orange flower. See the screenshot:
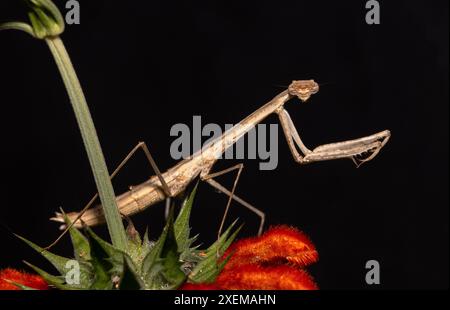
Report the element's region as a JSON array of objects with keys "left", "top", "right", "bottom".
[
  {"left": 0, "top": 268, "right": 49, "bottom": 290},
  {"left": 182, "top": 265, "right": 317, "bottom": 290},
  {"left": 216, "top": 264, "right": 318, "bottom": 290},
  {"left": 182, "top": 226, "right": 319, "bottom": 290},
  {"left": 223, "top": 225, "right": 318, "bottom": 270}
]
